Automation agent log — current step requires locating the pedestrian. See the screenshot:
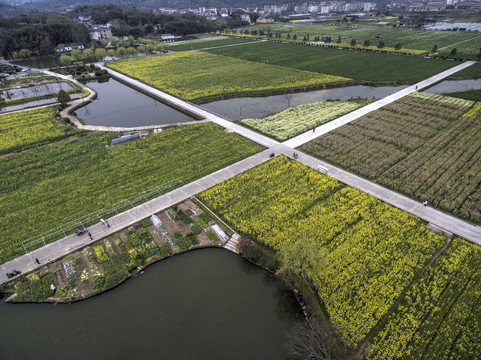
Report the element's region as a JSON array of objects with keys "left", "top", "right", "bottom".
[
  {"left": 313, "top": 128, "right": 315, "bottom": 133},
  {"left": 100, "top": 218, "right": 106, "bottom": 226},
  {"left": 35, "top": 258, "right": 40, "bottom": 265},
  {"left": 106, "top": 220, "right": 110, "bottom": 228},
  {"left": 423, "top": 200, "right": 428, "bottom": 207},
  {"left": 415, "top": 86, "right": 418, "bottom": 90},
  {"left": 88, "top": 232, "right": 93, "bottom": 240}
]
